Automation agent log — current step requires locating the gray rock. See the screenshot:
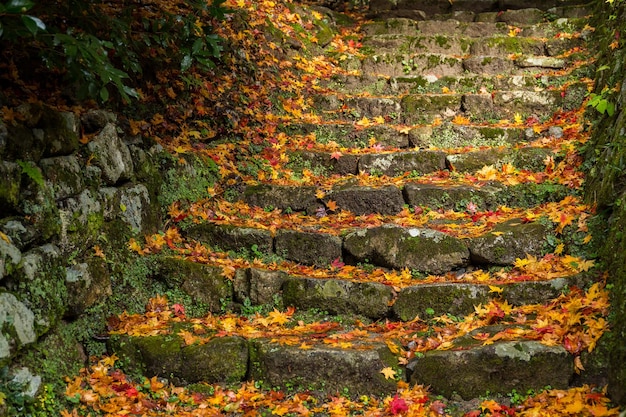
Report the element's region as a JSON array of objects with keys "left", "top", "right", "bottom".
[
  {"left": 39, "top": 109, "right": 80, "bottom": 157},
  {"left": 158, "top": 258, "right": 232, "bottom": 313},
  {"left": 39, "top": 155, "right": 84, "bottom": 200},
  {"left": 80, "top": 110, "right": 117, "bottom": 134},
  {"left": 329, "top": 184, "right": 405, "bottom": 215},
  {"left": 0, "top": 161, "right": 21, "bottom": 211},
  {"left": 275, "top": 230, "right": 342, "bottom": 267},
  {"left": 1, "top": 219, "right": 38, "bottom": 250},
  {"left": 87, "top": 123, "right": 133, "bottom": 184},
  {"left": 358, "top": 151, "right": 446, "bottom": 176},
  {"left": 58, "top": 189, "right": 103, "bottom": 249},
  {"left": 410, "top": 341, "right": 572, "bottom": 399},
  {"left": 462, "top": 94, "right": 494, "bottom": 117},
  {"left": 282, "top": 276, "right": 392, "bottom": 319},
  {"left": 463, "top": 56, "right": 516, "bottom": 75},
  {"left": 394, "top": 283, "right": 490, "bottom": 320},
  {"left": 179, "top": 337, "right": 249, "bottom": 384},
  {"left": 290, "top": 150, "right": 359, "bottom": 175},
  {"left": 467, "top": 219, "right": 548, "bottom": 265},
  {"left": 446, "top": 148, "right": 508, "bottom": 172},
  {"left": 249, "top": 339, "right": 398, "bottom": 396},
  {"left": 403, "top": 182, "right": 504, "bottom": 211},
  {"left": 492, "top": 90, "right": 560, "bottom": 118},
  {"left": 234, "top": 268, "right": 287, "bottom": 304},
  {"left": 11, "top": 367, "right": 41, "bottom": 399},
  {"left": 497, "top": 8, "right": 545, "bottom": 25},
  {"left": 99, "top": 184, "right": 152, "bottom": 234},
  {"left": 515, "top": 56, "right": 566, "bottom": 69},
  {"left": 15, "top": 244, "right": 66, "bottom": 335},
  {"left": 186, "top": 223, "right": 273, "bottom": 254},
  {"left": 65, "top": 259, "right": 112, "bottom": 317},
  {"left": 0, "top": 292, "right": 36, "bottom": 366},
  {"left": 344, "top": 225, "right": 469, "bottom": 274},
  {"left": 401, "top": 94, "right": 462, "bottom": 123},
  {"left": 347, "top": 97, "right": 402, "bottom": 119},
  {"left": 242, "top": 184, "right": 320, "bottom": 214},
  {"left": 0, "top": 232, "right": 21, "bottom": 280}
]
